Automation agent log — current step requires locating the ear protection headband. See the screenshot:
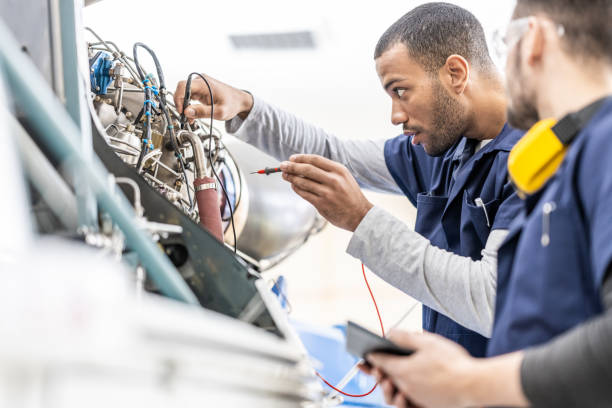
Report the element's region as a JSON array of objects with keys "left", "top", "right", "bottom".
[{"left": 508, "top": 97, "right": 608, "bottom": 197}]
